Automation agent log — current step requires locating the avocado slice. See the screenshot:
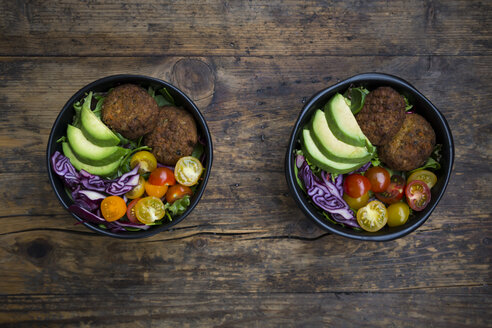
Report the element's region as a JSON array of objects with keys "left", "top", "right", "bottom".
[
  {"left": 67, "top": 125, "right": 129, "bottom": 166},
  {"left": 325, "top": 93, "right": 368, "bottom": 147},
  {"left": 80, "top": 92, "right": 120, "bottom": 147},
  {"left": 62, "top": 142, "right": 121, "bottom": 177},
  {"left": 301, "top": 129, "right": 365, "bottom": 174},
  {"left": 310, "top": 109, "right": 372, "bottom": 163}
]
